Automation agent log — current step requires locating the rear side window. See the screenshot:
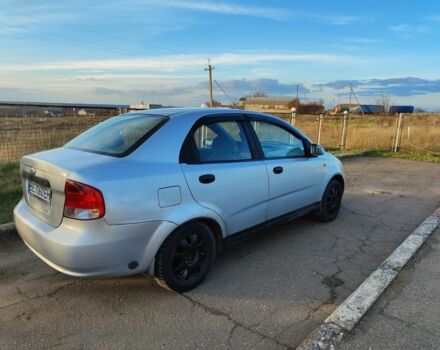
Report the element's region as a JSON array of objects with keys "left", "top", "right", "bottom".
[
  {"left": 65, "top": 114, "right": 167, "bottom": 156},
  {"left": 192, "top": 121, "right": 252, "bottom": 162}
]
